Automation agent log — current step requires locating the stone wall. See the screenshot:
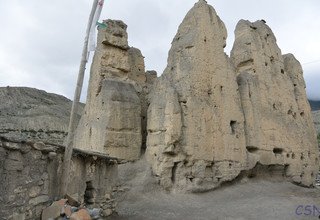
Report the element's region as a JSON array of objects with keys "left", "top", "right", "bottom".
[{"left": 0, "top": 137, "right": 118, "bottom": 220}]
